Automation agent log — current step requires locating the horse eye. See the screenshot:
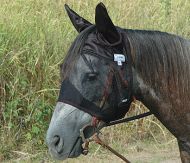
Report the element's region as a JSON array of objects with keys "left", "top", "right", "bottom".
[{"left": 86, "top": 73, "right": 98, "bottom": 81}]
